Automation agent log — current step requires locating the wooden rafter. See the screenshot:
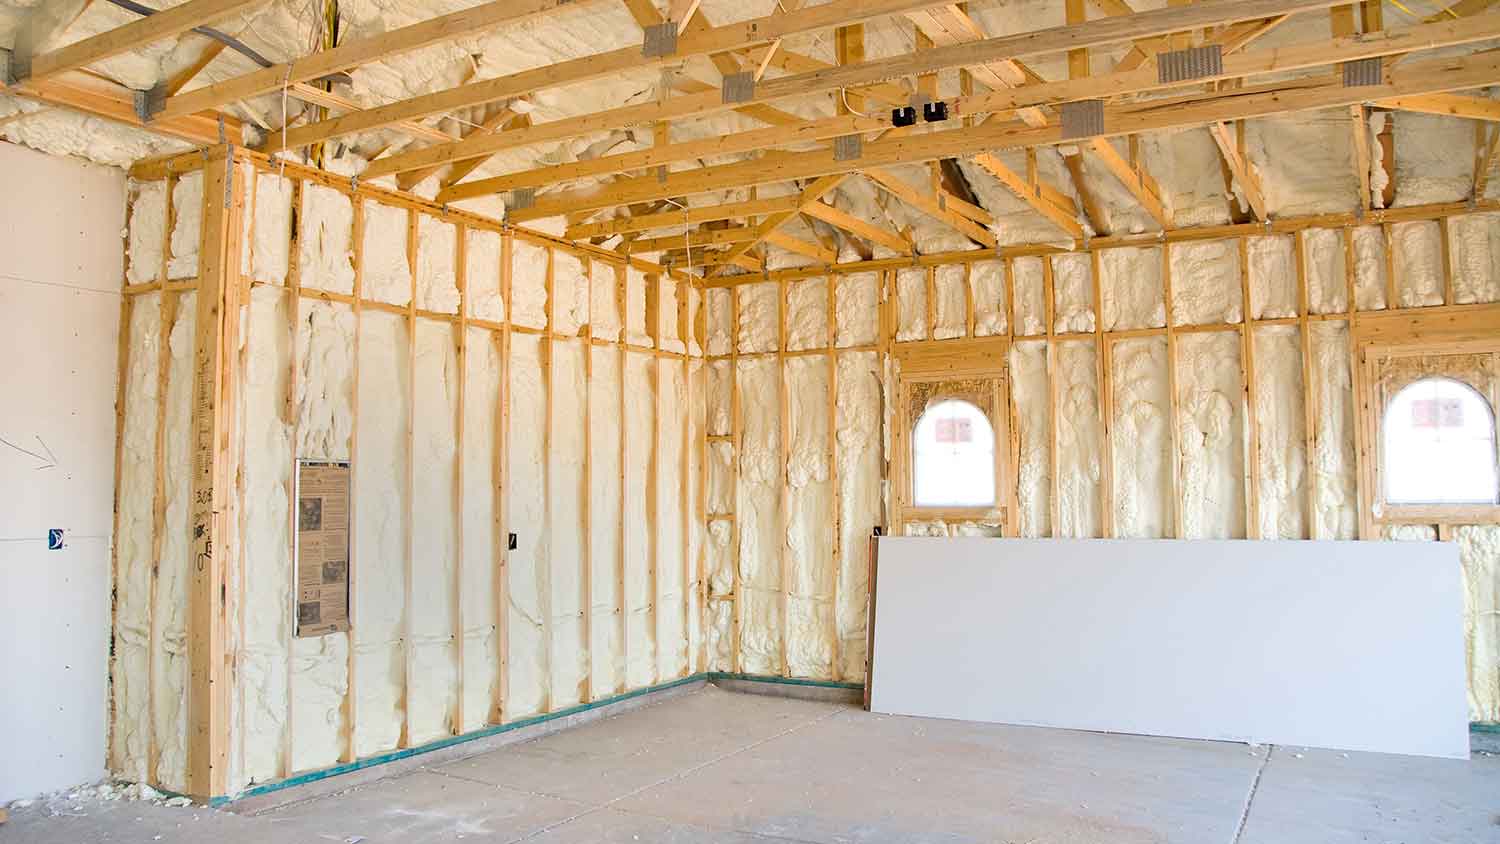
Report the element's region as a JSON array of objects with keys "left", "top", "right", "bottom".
[
  {"left": 1351, "top": 104, "right": 1373, "bottom": 210},
  {"left": 359, "top": 0, "right": 1354, "bottom": 181},
  {"left": 802, "top": 200, "right": 912, "bottom": 254},
  {"left": 1086, "top": 136, "right": 1170, "bottom": 228},
  {"left": 157, "top": 0, "right": 585, "bottom": 120},
  {"left": 863, "top": 169, "right": 997, "bottom": 248},
  {"left": 710, "top": 174, "right": 849, "bottom": 275},
  {"left": 1377, "top": 93, "right": 1500, "bottom": 122},
  {"left": 508, "top": 48, "right": 1500, "bottom": 222},
  {"left": 8, "top": 0, "right": 263, "bottom": 85},
  {"left": 1209, "top": 121, "right": 1268, "bottom": 221},
  {"left": 436, "top": 114, "right": 885, "bottom": 202},
  {"left": 13, "top": 73, "right": 238, "bottom": 145},
  {"left": 971, "top": 151, "right": 1084, "bottom": 239},
  {"left": 1475, "top": 122, "right": 1500, "bottom": 199},
  {"left": 262, "top": 0, "right": 965, "bottom": 152},
  {"left": 567, "top": 196, "right": 803, "bottom": 239},
  {"left": 163, "top": 40, "right": 227, "bottom": 97}
]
